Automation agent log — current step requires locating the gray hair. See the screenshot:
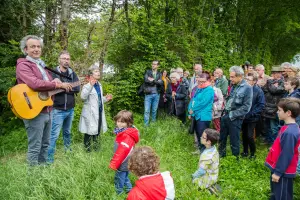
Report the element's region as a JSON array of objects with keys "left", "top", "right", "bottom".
[
  {"left": 170, "top": 72, "right": 180, "bottom": 81},
  {"left": 215, "top": 68, "right": 223, "bottom": 75},
  {"left": 229, "top": 66, "right": 244, "bottom": 76},
  {"left": 281, "top": 62, "right": 292, "bottom": 69},
  {"left": 88, "top": 64, "right": 99, "bottom": 75},
  {"left": 176, "top": 67, "right": 183, "bottom": 73},
  {"left": 255, "top": 64, "right": 265, "bottom": 71},
  {"left": 20, "top": 35, "right": 43, "bottom": 55}
]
